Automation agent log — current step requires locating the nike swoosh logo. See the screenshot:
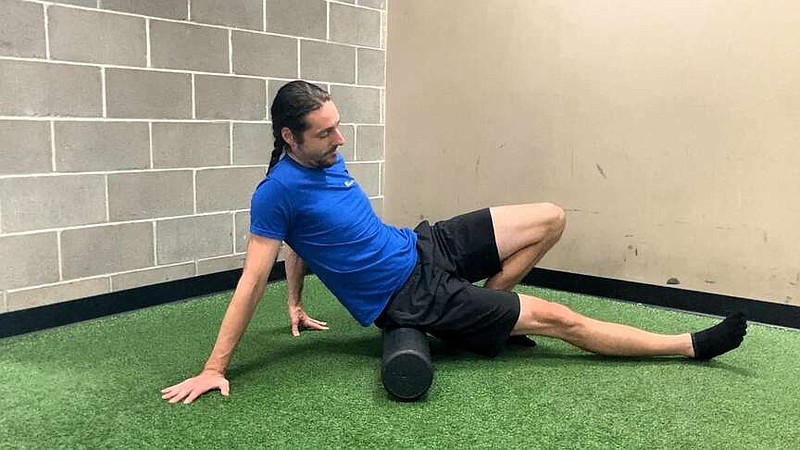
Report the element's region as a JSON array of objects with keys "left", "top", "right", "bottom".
[{"left": 344, "top": 179, "right": 356, "bottom": 187}]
